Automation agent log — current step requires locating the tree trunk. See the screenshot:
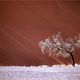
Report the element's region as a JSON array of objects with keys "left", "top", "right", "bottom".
[{"left": 68, "top": 52, "right": 75, "bottom": 66}]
